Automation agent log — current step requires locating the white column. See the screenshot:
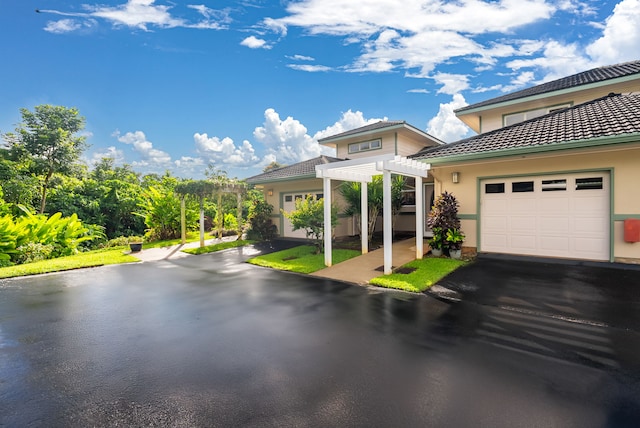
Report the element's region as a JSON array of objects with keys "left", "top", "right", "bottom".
[
  {"left": 415, "top": 176, "right": 423, "bottom": 259},
  {"left": 361, "top": 181, "right": 368, "bottom": 254},
  {"left": 323, "top": 177, "right": 332, "bottom": 267},
  {"left": 383, "top": 170, "right": 392, "bottom": 275},
  {"left": 199, "top": 196, "right": 205, "bottom": 248}
]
